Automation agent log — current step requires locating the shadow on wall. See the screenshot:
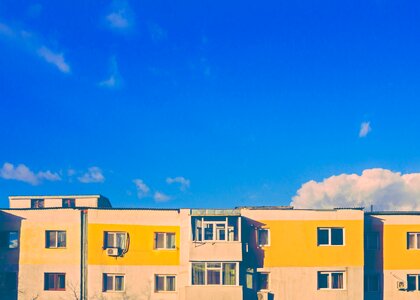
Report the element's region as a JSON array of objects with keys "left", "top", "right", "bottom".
[
  {"left": 364, "top": 215, "right": 384, "bottom": 300},
  {"left": 0, "top": 211, "right": 24, "bottom": 300},
  {"left": 241, "top": 217, "right": 269, "bottom": 300}
]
